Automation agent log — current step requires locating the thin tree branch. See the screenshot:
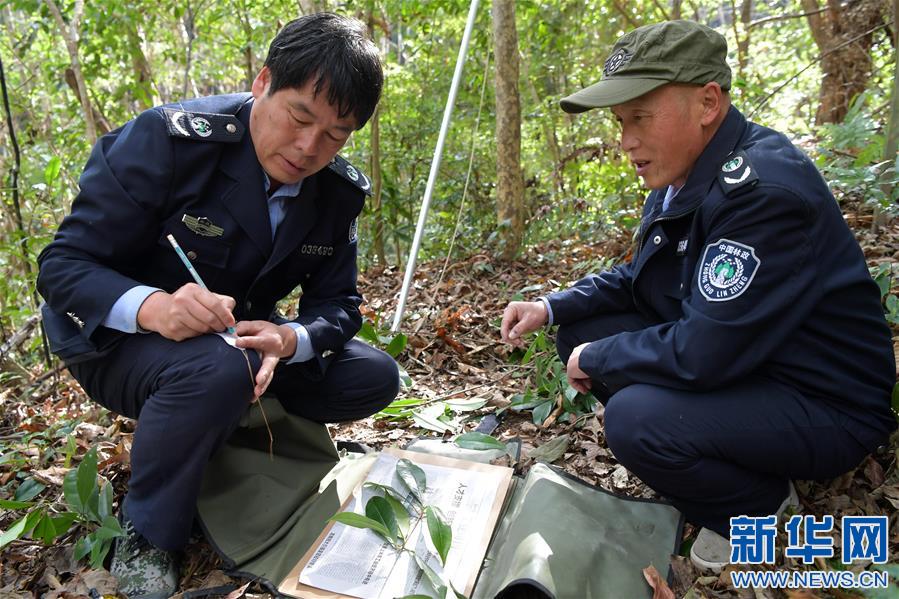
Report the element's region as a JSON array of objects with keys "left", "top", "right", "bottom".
[
  {"left": 650, "top": 0, "right": 671, "bottom": 21},
  {"left": 0, "top": 55, "right": 52, "bottom": 370},
  {"left": 611, "top": 0, "right": 640, "bottom": 29},
  {"left": 749, "top": 4, "right": 832, "bottom": 29},
  {"left": 44, "top": 0, "right": 96, "bottom": 143},
  {"left": 749, "top": 21, "right": 891, "bottom": 118}
]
